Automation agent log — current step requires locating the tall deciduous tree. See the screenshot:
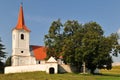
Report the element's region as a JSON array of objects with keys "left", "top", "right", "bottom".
[
  {"left": 62, "top": 20, "right": 82, "bottom": 65},
  {"left": 44, "top": 20, "right": 119, "bottom": 74},
  {"left": 81, "top": 22, "right": 114, "bottom": 73}
]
